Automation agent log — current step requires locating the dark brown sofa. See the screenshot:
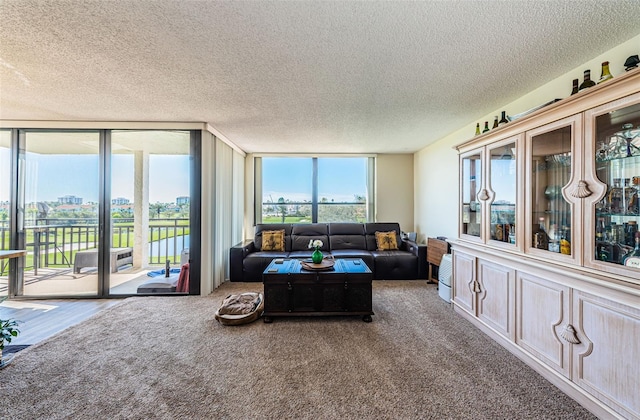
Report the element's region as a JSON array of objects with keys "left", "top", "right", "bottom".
[{"left": 230, "top": 222, "right": 426, "bottom": 282}]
